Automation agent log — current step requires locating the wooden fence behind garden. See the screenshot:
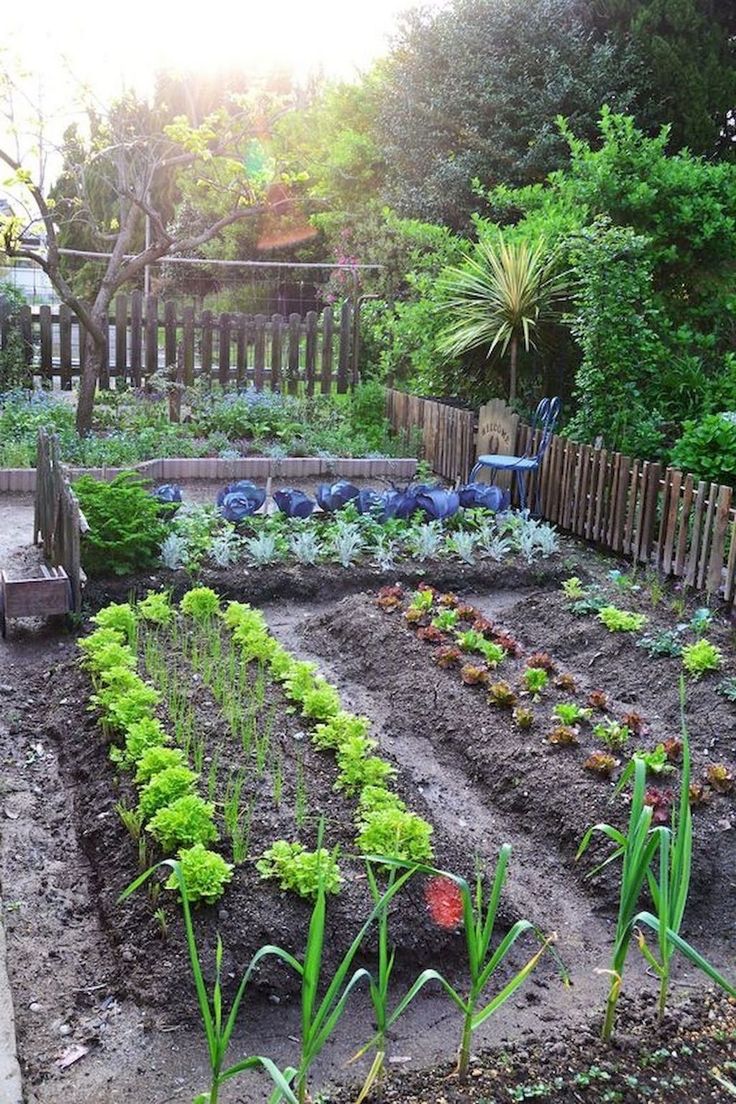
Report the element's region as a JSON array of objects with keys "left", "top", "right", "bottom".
[
  {"left": 33, "top": 429, "right": 85, "bottom": 611},
  {"left": 1, "top": 295, "right": 358, "bottom": 393},
  {"left": 386, "top": 388, "right": 736, "bottom": 603}
]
